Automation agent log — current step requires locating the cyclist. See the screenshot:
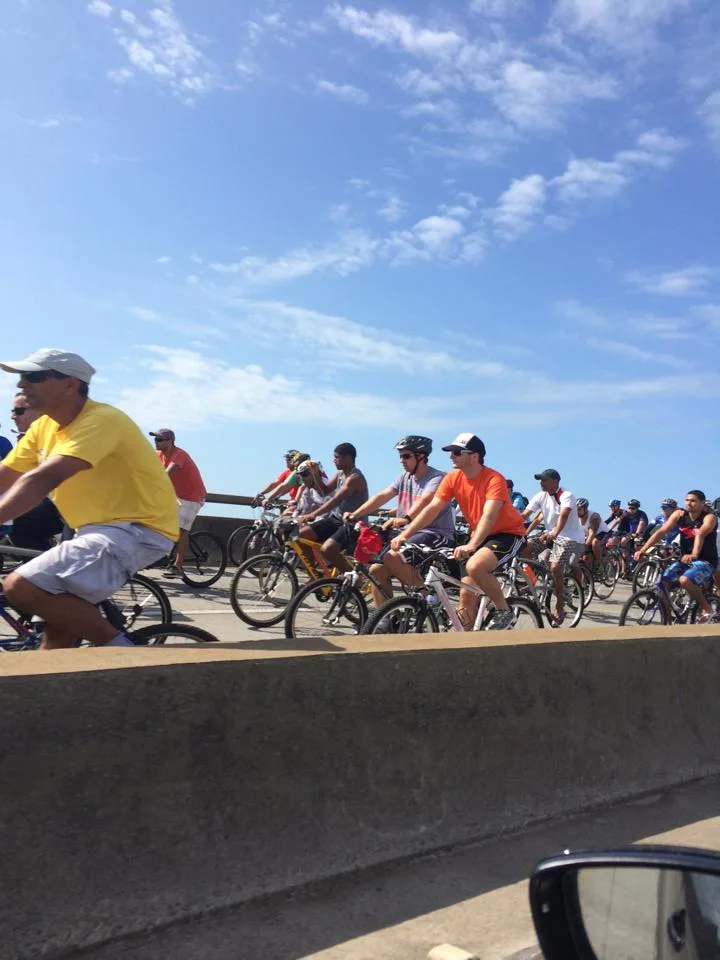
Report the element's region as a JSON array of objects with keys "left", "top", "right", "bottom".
[
  {"left": 635, "top": 490, "right": 718, "bottom": 623},
  {"left": 605, "top": 499, "right": 625, "bottom": 533},
  {"left": 253, "top": 449, "right": 302, "bottom": 506},
  {"left": 390, "top": 432, "right": 525, "bottom": 630},
  {"left": 507, "top": 479, "right": 529, "bottom": 512},
  {"left": 576, "top": 498, "right": 609, "bottom": 570},
  {"left": 650, "top": 498, "right": 680, "bottom": 545},
  {"left": 616, "top": 498, "right": 649, "bottom": 575},
  {"left": 151, "top": 428, "right": 207, "bottom": 580},
  {"left": 285, "top": 460, "right": 330, "bottom": 520},
  {"left": 0, "top": 348, "right": 177, "bottom": 649},
  {"left": 521, "top": 469, "right": 586, "bottom": 625},
  {"left": 264, "top": 451, "right": 318, "bottom": 502},
  {"left": 346, "top": 436, "right": 455, "bottom": 609},
  {"left": 297, "top": 443, "right": 369, "bottom": 573}
]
